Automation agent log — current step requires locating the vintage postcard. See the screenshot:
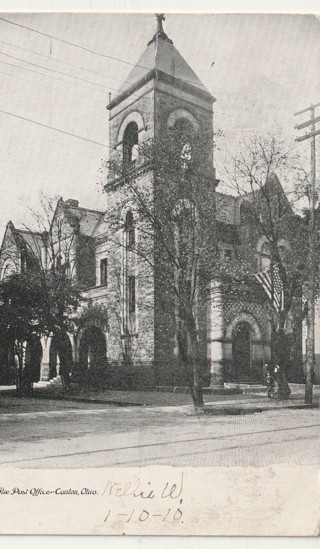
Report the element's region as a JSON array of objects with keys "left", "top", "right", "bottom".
[{"left": 0, "top": 10, "right": 319, "bottom": 537}]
